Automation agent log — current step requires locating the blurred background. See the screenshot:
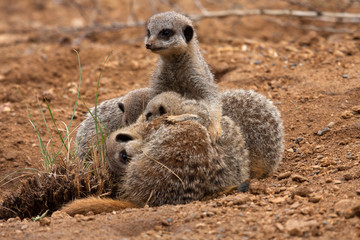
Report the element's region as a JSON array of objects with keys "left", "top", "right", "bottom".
[{"left": 1, "top": 0, "right": 360, "bottom": 46}]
